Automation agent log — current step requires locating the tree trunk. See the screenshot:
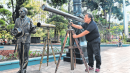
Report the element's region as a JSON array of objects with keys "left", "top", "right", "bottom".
[
  {"left": 54, "top": 28, "right": 56, "bottom": 41},
  {"left": 57, "top": 31, "right": 60, "bottom": 43},
  {"left": 56, "top": 30, "right": 58, "bottom": 42},
  {"left": 15, "top": 0, "right": 26, "bottom": 22},
  {"left": 108, "top": 5, "right": 112, "bottom": 29},
  {"left": 106, "top": 4, "right": 112, "bottom": 41},
  {"left": 103, "top": 10, "right": 107, "bottom": 41},
  {"left": 53, "top": 29, "right": 59, "bottom": 43},
  {"left": 103, "top": 10, "right": 107, "bottom": 25},
  {"left": 11, "top": 0, "right": 15, "bottom": 23}
]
